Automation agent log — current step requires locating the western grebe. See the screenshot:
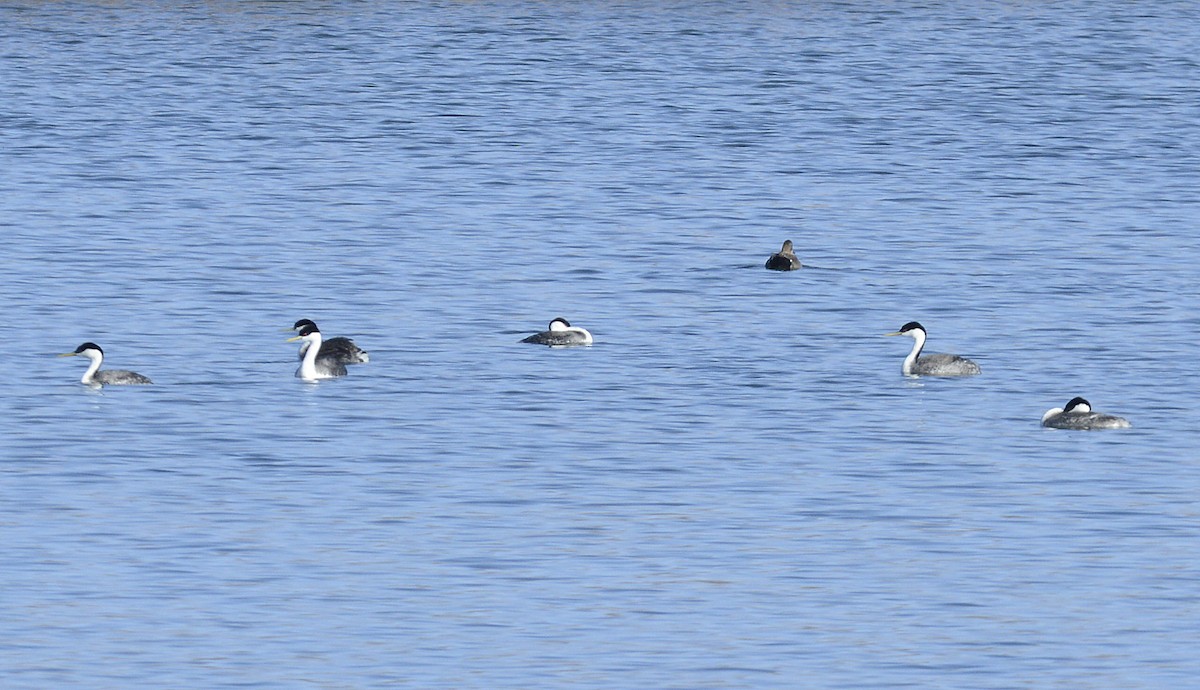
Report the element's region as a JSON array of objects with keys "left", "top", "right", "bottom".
[
  {"left": 521, "top": 318, "right": 593, "bottom": 347},
  {"left": 884, "top": 321, "right": 981, "bottom": 377},
  {"left": 764, "top": 239, "right": 802, "bottom": 271},
  {"left": 1041, "top": 397, "right": 1131, "bottom": 430},
  {"left": 290, "top": 319, "right": 369, "bottom": 364},
  {"left": 58, "top": 342, "right": 152, "bottom": 385},
  {"left": 287, "top": 324, "right": 348, "bottom": 380}
]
